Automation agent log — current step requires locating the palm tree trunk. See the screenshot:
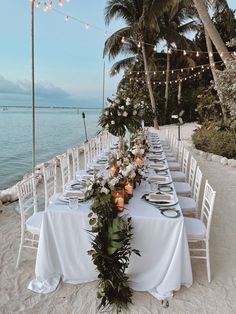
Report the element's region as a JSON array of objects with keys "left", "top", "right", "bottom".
[
  {"left": 177, "top": 76, "right": 182, "bottom": 107},
  {"left": 193, "top": 0, "right": 233, "bottom": 62},
  {"left": 205, "top": 28, "right": 217, "bottom": 82},
  {"left": 141, "top": 43, "right": 159, "bottom": 129},
  {"left": 164, "top": 44, "right": 170, "bottom": 124},
  {"left": 205, "top": 27, "right": 228, "bottom": 124}
]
